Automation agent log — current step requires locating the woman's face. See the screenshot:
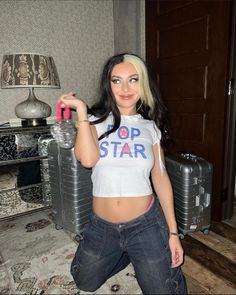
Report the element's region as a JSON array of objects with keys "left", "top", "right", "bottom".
[{"left": 110, "top": 62, "right": 140, "bottom": 115}]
